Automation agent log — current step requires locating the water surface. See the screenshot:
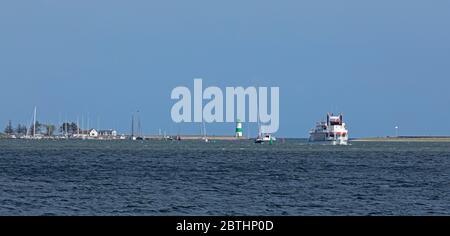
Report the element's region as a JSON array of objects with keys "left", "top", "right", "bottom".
[{"left": 0, "top": 139, "right": 449, "bottom": 215}]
